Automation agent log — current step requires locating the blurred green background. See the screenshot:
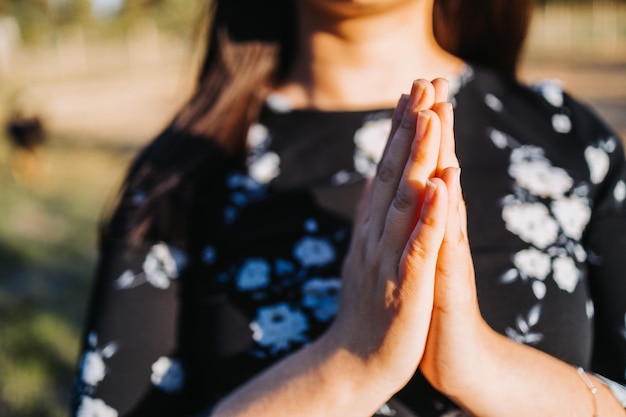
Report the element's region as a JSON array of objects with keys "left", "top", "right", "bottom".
[{"left": 0, "top": 1, "right": 625, "bottom": 416}]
